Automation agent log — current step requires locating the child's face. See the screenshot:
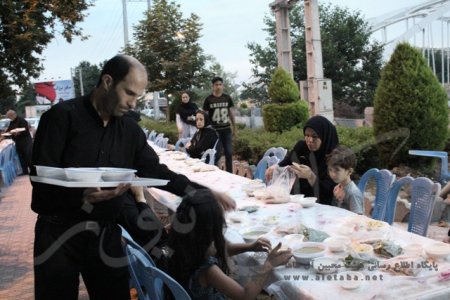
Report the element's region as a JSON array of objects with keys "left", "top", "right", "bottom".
[{"left": 328, "top": 165, "right": 352, "bottom": 184}]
